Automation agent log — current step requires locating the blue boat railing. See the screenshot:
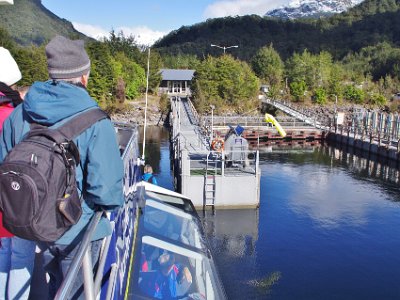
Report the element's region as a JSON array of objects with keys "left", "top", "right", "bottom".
[
  {"left": 54, "top": 211, "right": 104, "bottom": 300},
  {"left": 54, "top": 122, "right": 140, "bottom": 300}
]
